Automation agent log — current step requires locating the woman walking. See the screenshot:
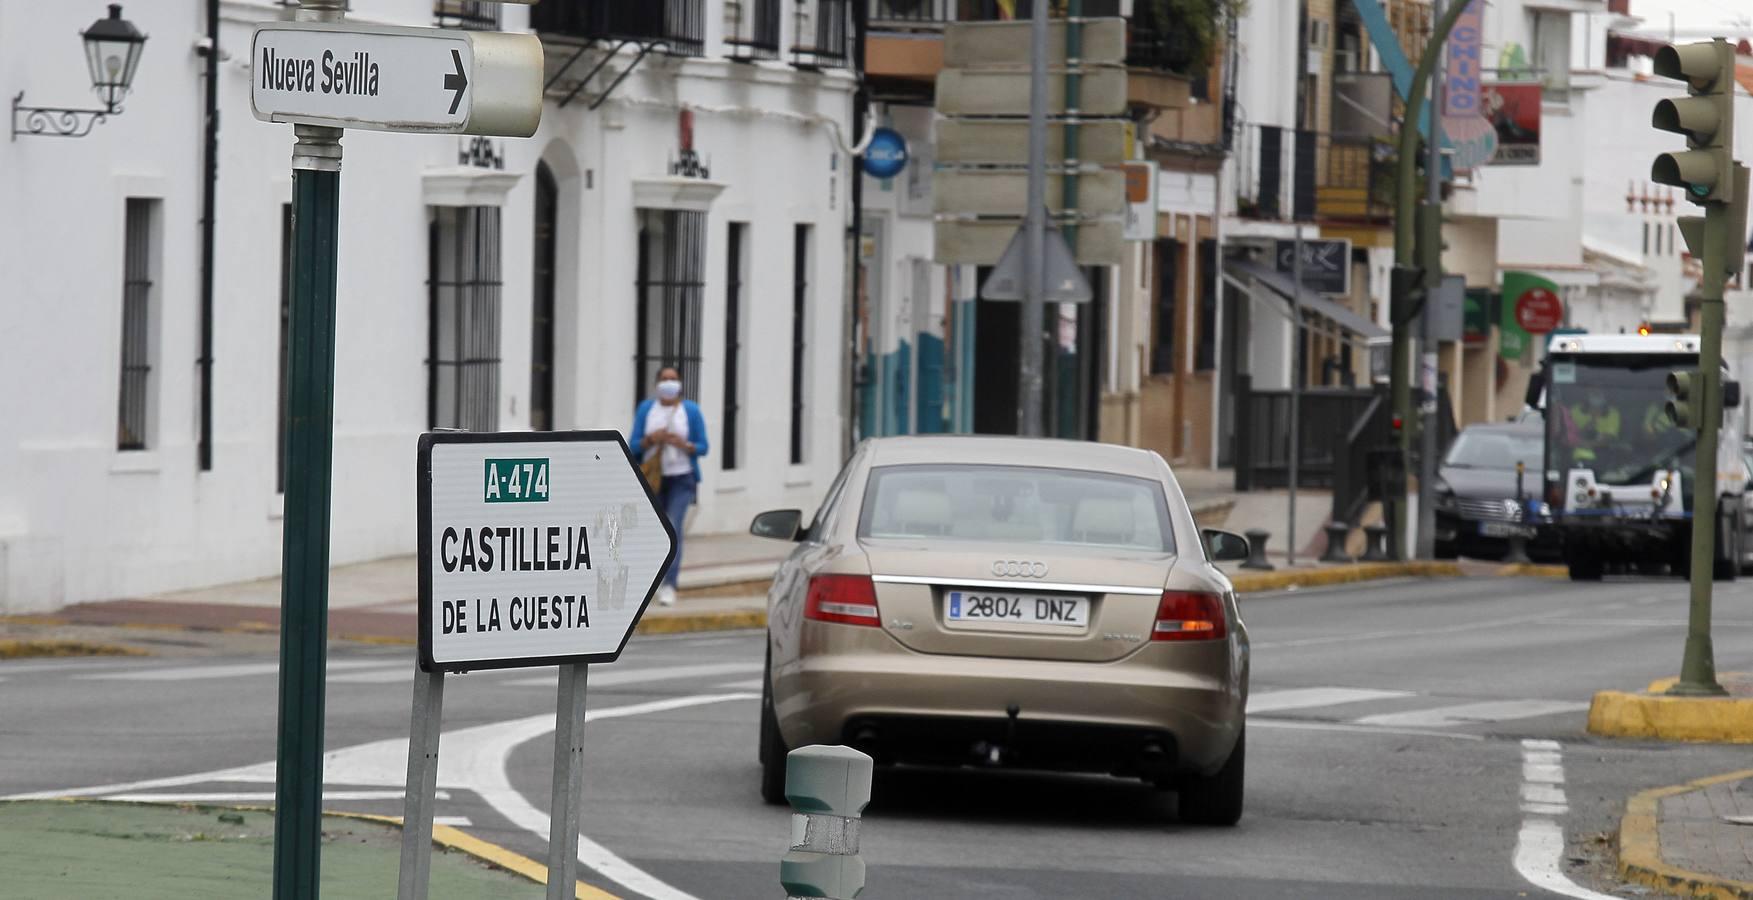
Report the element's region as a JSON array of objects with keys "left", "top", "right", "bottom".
[{"left": 631, "top": 366, "right": 709, "bottom": 607}]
